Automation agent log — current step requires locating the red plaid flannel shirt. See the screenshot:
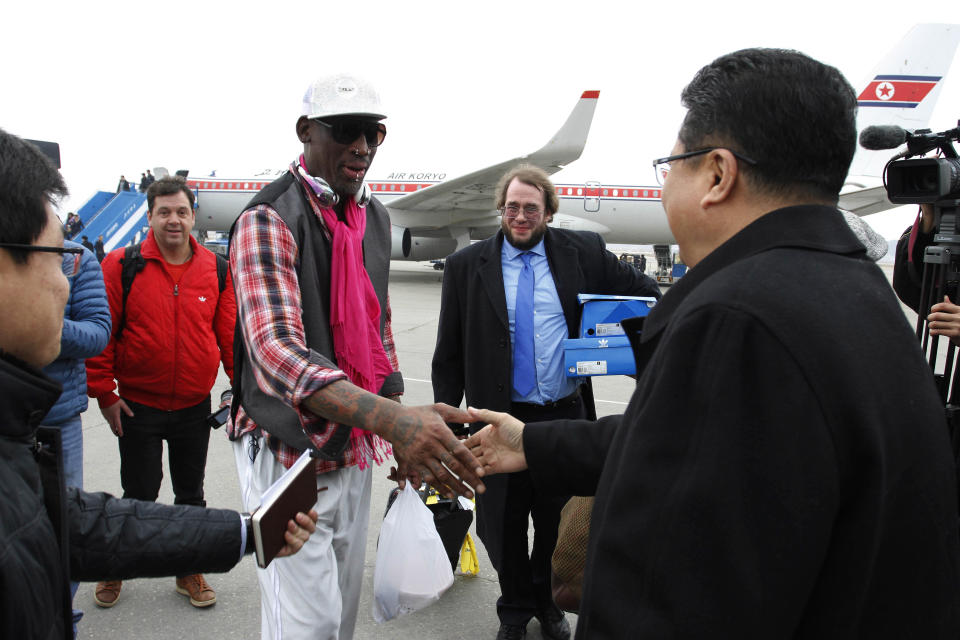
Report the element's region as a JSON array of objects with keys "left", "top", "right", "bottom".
[{"left": 228, "top": 171, "right": 401, "bottom": 472}]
